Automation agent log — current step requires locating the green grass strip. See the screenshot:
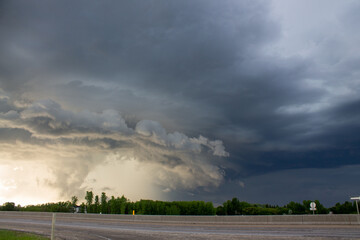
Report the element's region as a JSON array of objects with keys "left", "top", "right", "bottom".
[{"left": 0, "top": 229, "right": 49, "bottom": 240}]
